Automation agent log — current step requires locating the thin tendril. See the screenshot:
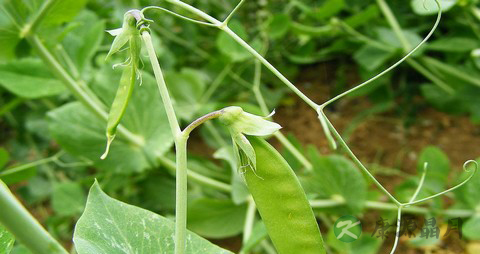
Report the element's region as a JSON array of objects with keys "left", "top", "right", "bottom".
[
  {"left": 223, "top": 0, "right": 246, "bottom": 25},
  {"left": 403, "top": 160, "right": 478, "bottom": 207},
  {"left": 141, "top": 6, "right": 218, "bottom": 27},
  {"left": 408, "top": 162, "right": 428, "bottom": 204},
  {"left": 321, "top": 0, "right": 442, "bottom": 107}
]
